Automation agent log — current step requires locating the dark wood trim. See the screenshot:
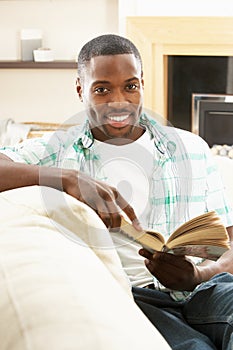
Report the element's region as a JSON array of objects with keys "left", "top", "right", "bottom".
[{"left": 0, "top": 60, "right": 77, "bottom": 69}]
